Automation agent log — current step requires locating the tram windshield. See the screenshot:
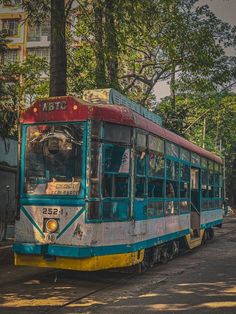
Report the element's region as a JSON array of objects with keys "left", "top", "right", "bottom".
[{"left": 24, "top": 123, "right": 84, "bottom": 196}]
